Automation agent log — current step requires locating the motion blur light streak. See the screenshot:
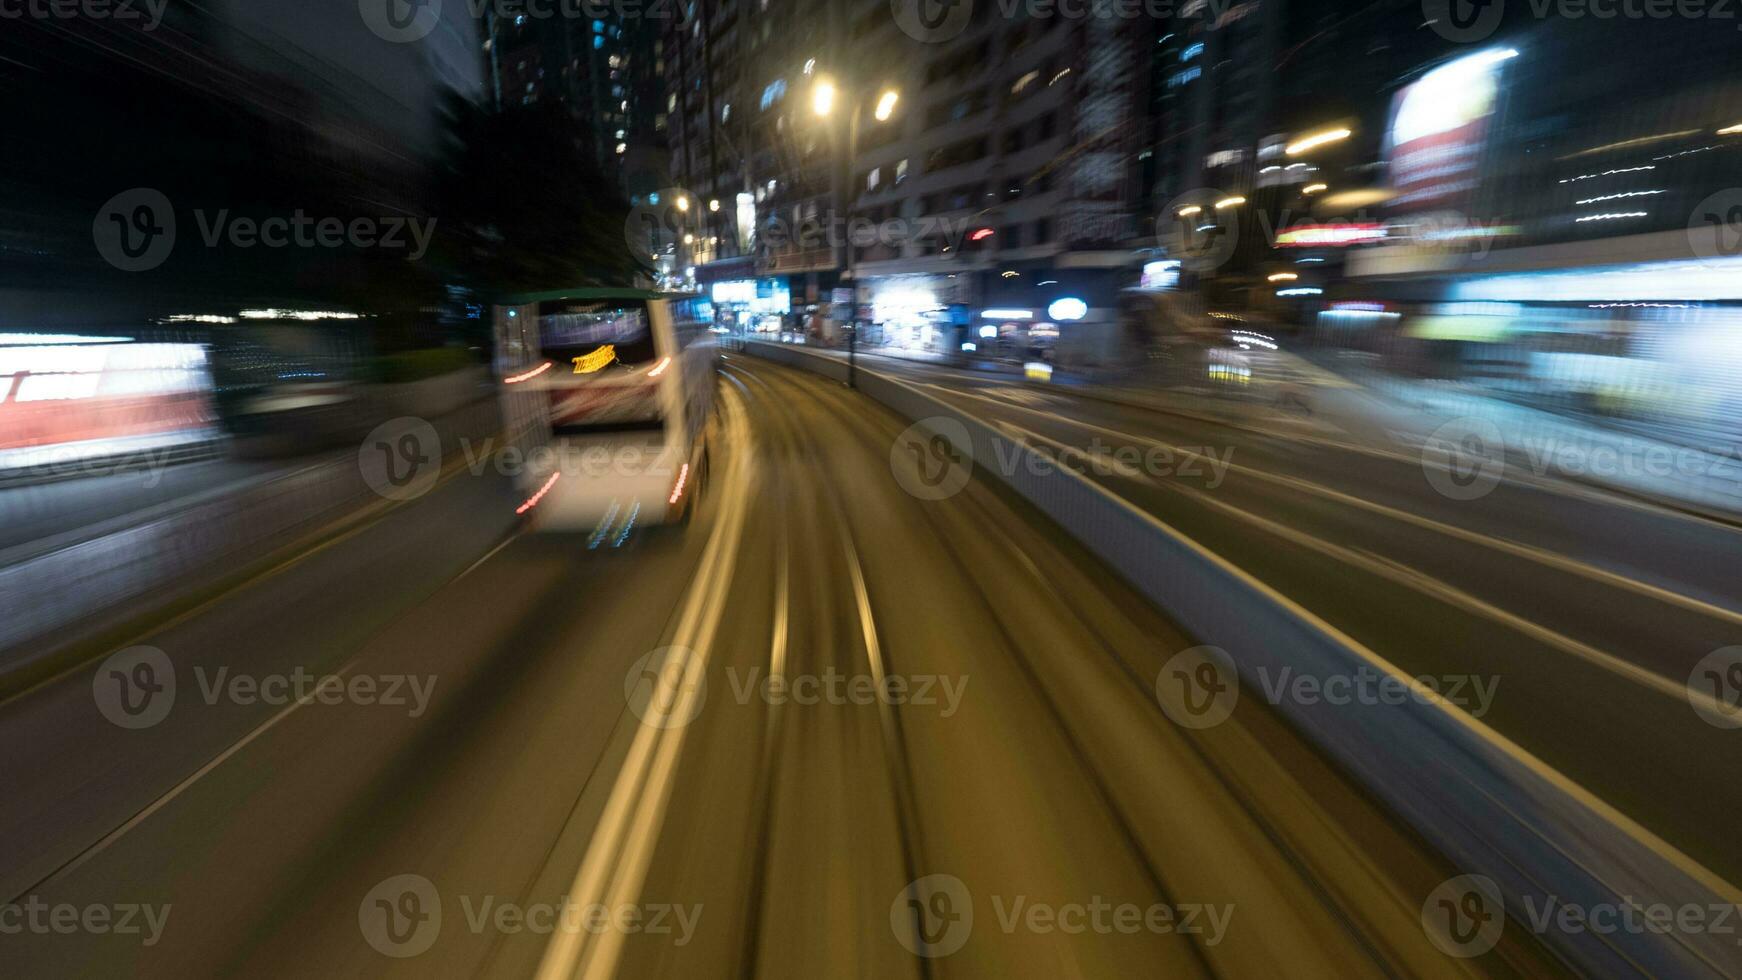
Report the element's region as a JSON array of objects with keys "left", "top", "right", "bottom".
[
  {"left": 10, "top": 7, "right": 1742, "bottom": 977},
  {"left": 515, "top": 472, "right": 562, "bottom": 516},
  {"left": 1284, "top": 127, "right": 1352, "bottom": 156},
  {"left": 504, "top": 362, "right": 554, "bottom": 384}
]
